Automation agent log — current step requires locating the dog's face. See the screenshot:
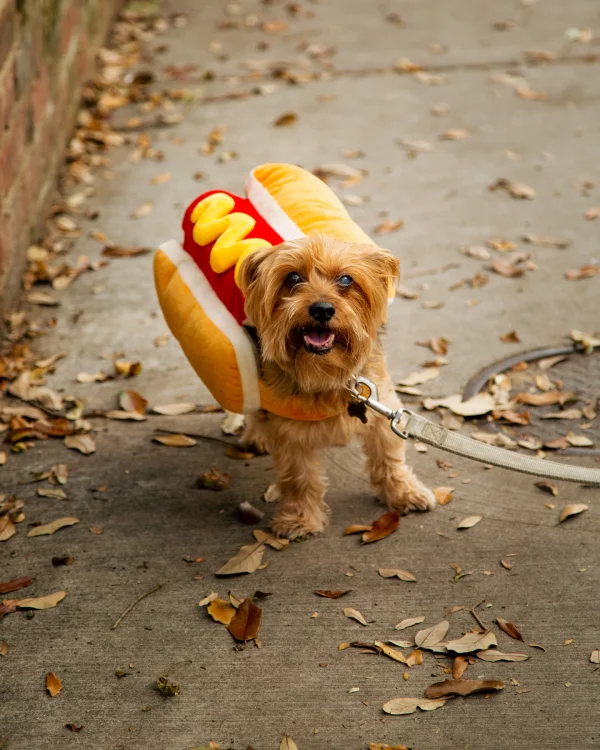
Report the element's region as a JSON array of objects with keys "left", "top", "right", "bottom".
[{"left": 239, "top": 235, "right": 399, "bottom": 393}]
